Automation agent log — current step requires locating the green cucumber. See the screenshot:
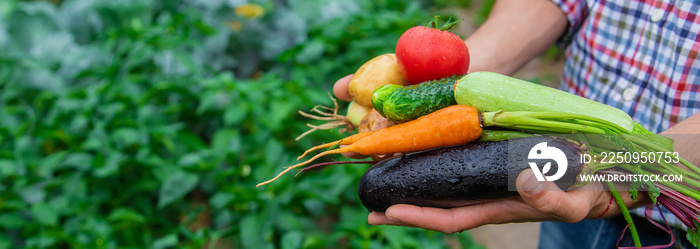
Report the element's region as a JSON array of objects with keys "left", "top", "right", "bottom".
[
  {"left": 371, "top": 84, "right": 402, "bottom": 118},
  {"left": 455, "top": 72, "right": 635, "bottom": 132},
  {"left": 371, "top": 75, "right": 461, "bottom": 122}
]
